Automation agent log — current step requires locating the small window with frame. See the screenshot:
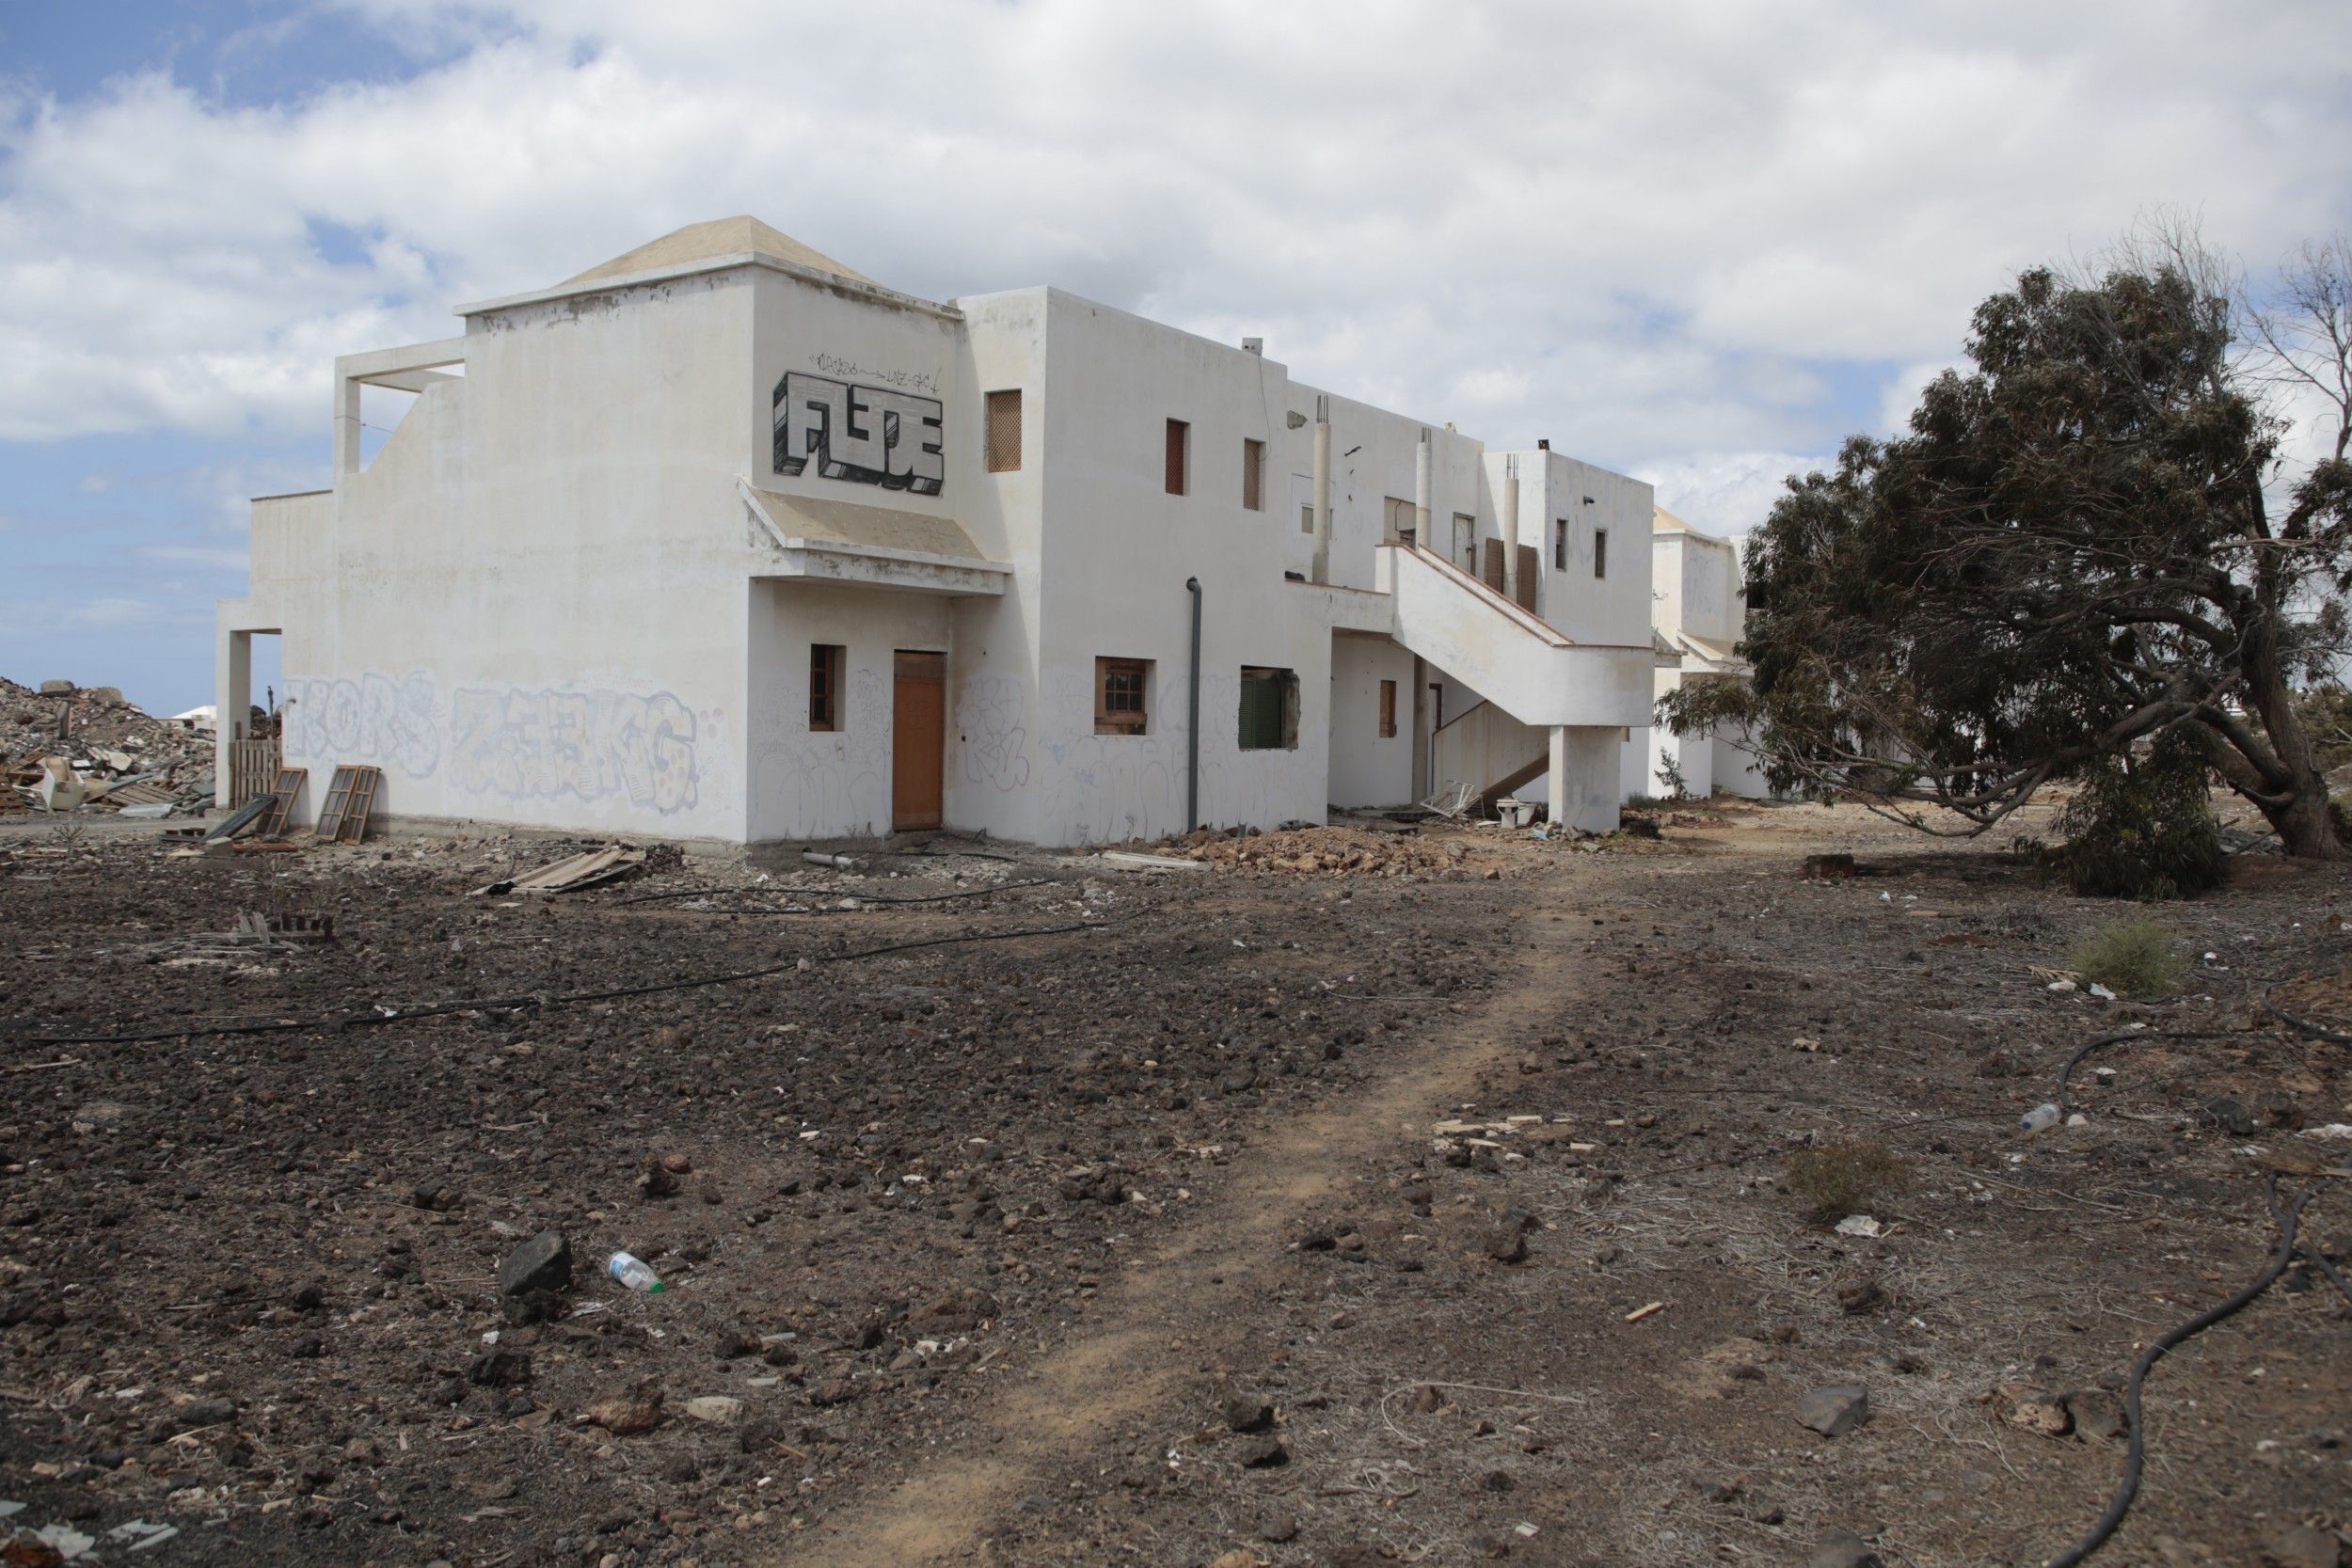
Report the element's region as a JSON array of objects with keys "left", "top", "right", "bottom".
[
  {"left": 1165, "top": 420, "right": 1189, "bottom": 496},
  {"left": 1594, "top": 527, "right": 1609, "bottom": 579},
  {"left": 809, "top": 643, "right": 845, "bottom": 732},
  {"left": 1377, "top": 678, "right": 1397, "bottom": 738},
  {"left": 1242, "top": 438, "right": 1264, "bottom": 511},
  {"left": 1553, "top": 517, "right": 1568, "bottom": 570},
  {"left": 1094, "top": 657, "right": 1151, "bottom": 736},
  {"left": 985, "top": 388, "right": 1022, "bottom": 472}
]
